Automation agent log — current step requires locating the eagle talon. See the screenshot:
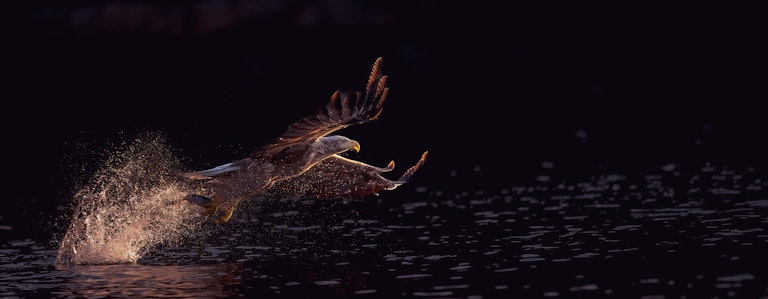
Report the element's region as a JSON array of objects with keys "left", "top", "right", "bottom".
[{"left": 216, "top": 207, "right": 235, "bottom": 224}]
